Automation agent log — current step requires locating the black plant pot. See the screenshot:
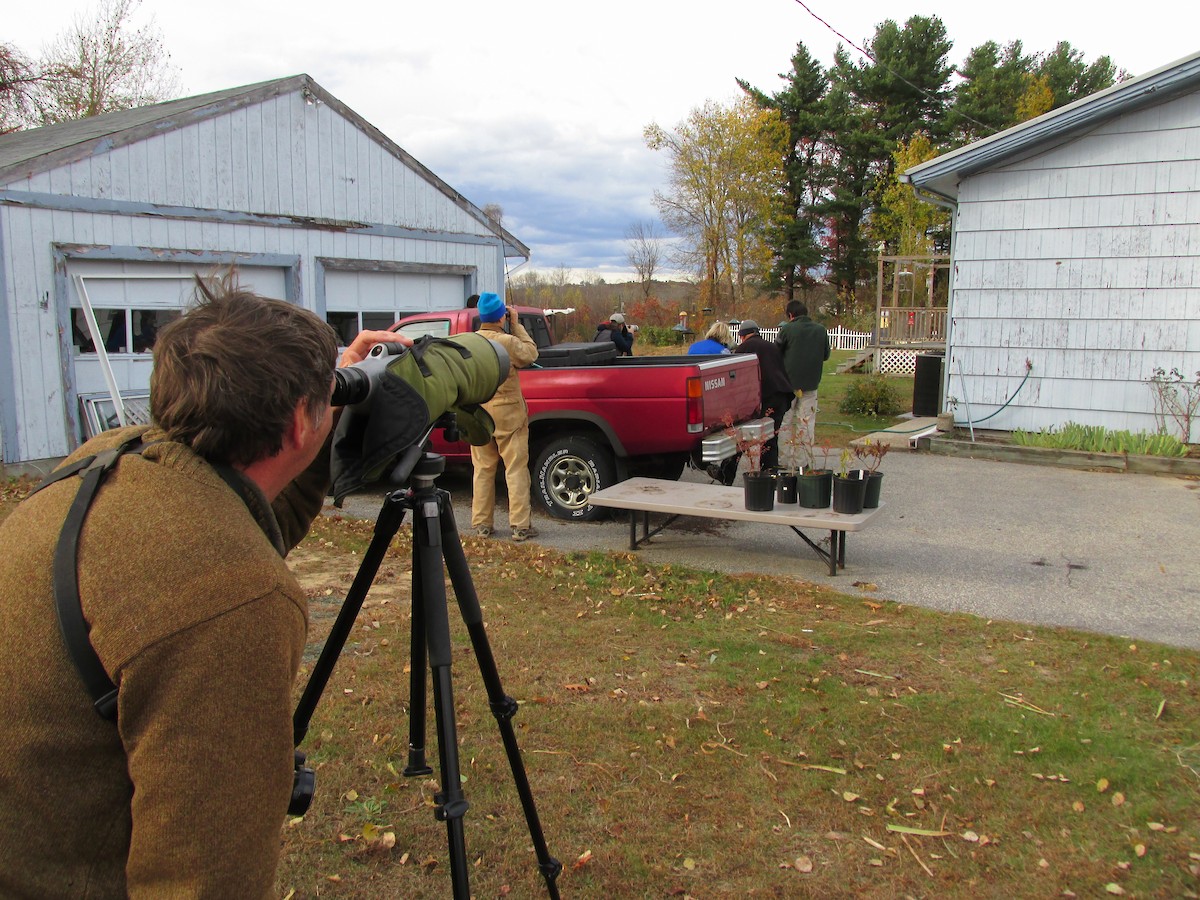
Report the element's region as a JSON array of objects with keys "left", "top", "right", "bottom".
[
  {"left": 797, "top": 470, "right": 832, "bottom": 508},
  {"left": 863, "top": 471, "right": 883, "bottom": 509},
  {"left": 743, "top": 471, "right": 776, "bottom": 511},
  {"left": 776, "top": 472, "right": 799, "bottom": 504},
  {"left": 832, "top": 472, "right": 867, "bottom": 514}
]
